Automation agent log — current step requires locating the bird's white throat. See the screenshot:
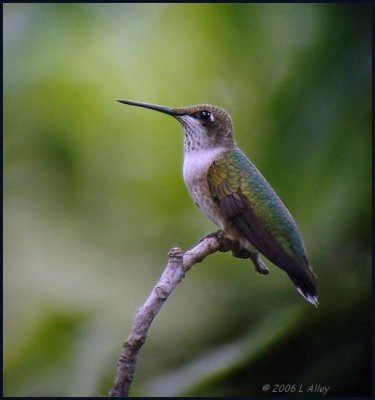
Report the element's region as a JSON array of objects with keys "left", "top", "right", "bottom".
[{"left": 183, "top": 147, "right": 225, "bottom": 185}]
